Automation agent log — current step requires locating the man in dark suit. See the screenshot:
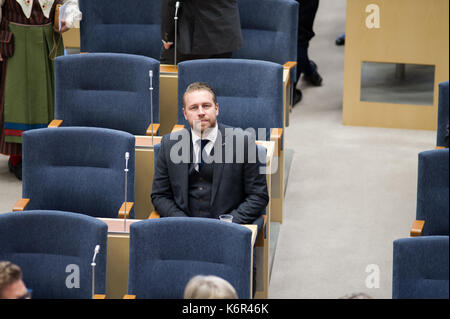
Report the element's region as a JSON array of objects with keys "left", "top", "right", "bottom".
[
  {"left": 151, "top": 82, "right": 268, "bottom": 226},
  {"left": 160, "top": 0, "right": 243, "bottom": 63}
]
